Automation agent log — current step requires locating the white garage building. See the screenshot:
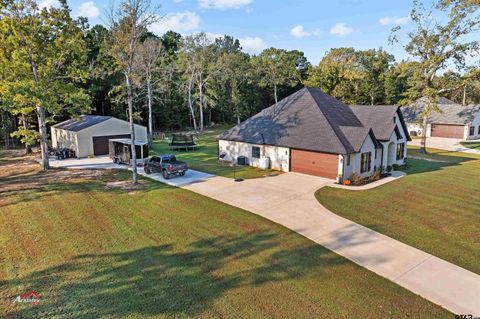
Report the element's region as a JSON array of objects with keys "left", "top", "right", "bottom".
[{"left": 51, "top": 115, "right": 147, "bottom": 158}]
